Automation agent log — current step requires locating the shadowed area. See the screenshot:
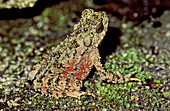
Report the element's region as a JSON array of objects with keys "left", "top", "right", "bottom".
[{"left": 0, "top": 0, "right": 67, "bottom": 20}]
